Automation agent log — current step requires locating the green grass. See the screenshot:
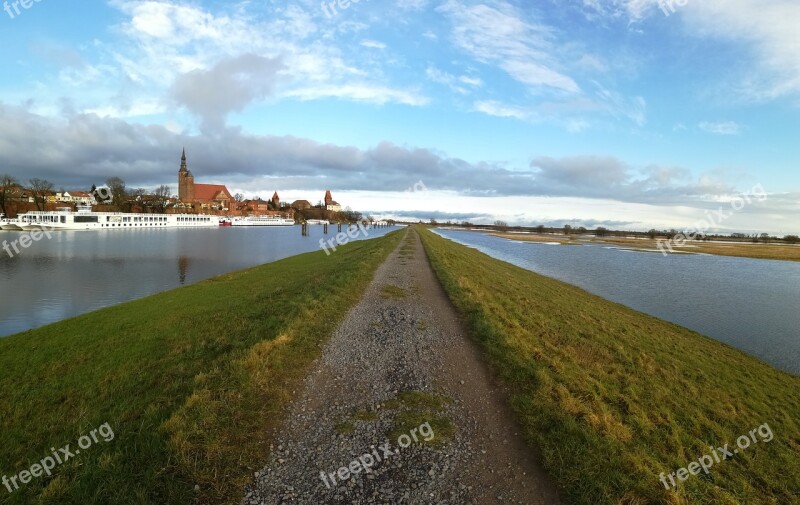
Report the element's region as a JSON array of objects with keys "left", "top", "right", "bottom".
[
  {"left": 352, "top": 410, "right": 378, "bottom": 422},
  {"left": 334, "top": 422, "right": 356, "bottom": 435},
  {"left": 0, "top": 230, "right": 403, "bottom": 505},
  {"left": 418, "top": 227, "right": 800, "bottom": 504},
  {"left": 379, "top": 285, "right": 407, "bottom": 300},
  {"left": 385, "top": 391, "right": 455, "bottom": 446}
]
